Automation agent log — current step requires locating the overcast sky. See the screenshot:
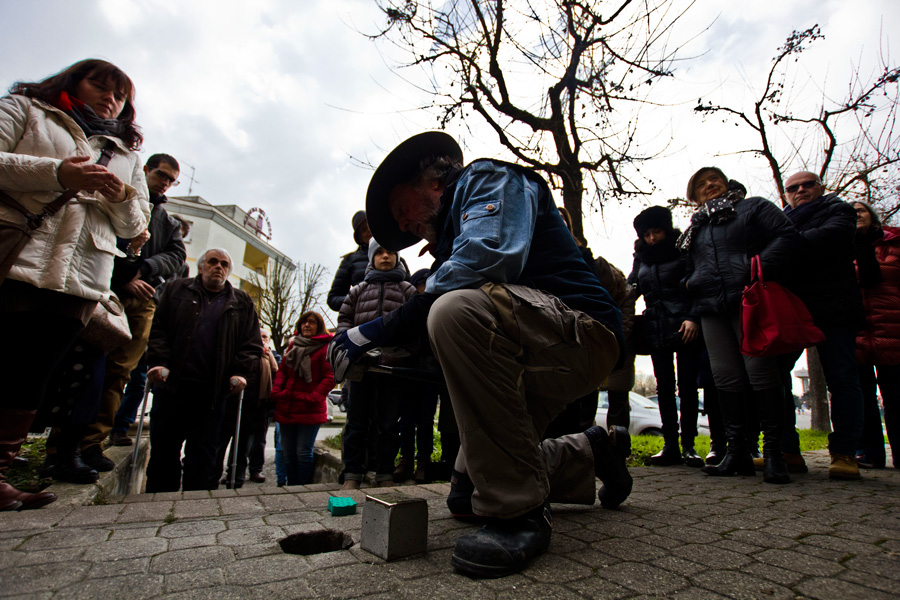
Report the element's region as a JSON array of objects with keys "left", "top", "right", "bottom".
[{"left": 1, "top": 0, "right": 897, "bottom": 339}]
